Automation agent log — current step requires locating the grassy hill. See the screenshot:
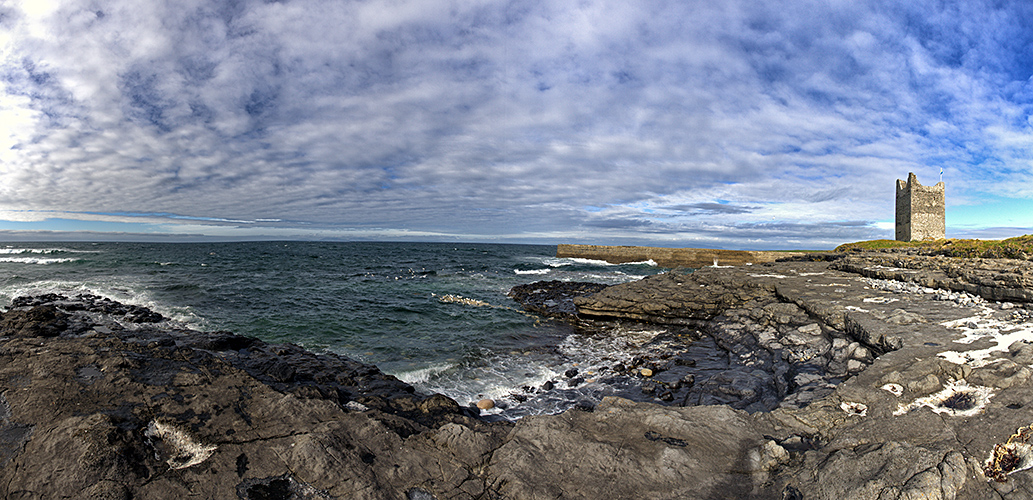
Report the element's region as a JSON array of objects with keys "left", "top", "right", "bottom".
[{"left": 835, "top": 235, "right": 1033, "bottom": 260}]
